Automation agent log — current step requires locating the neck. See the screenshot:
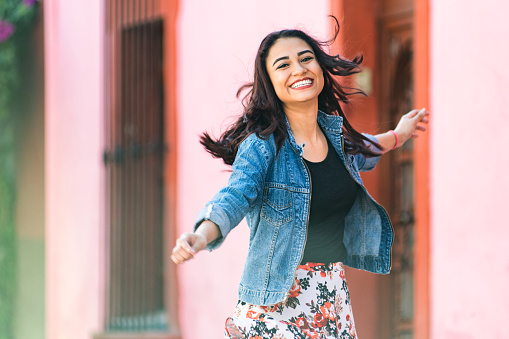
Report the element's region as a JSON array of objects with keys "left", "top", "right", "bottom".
[{"left": 283, "top": 101, "right": 321, "bottom": 146}]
